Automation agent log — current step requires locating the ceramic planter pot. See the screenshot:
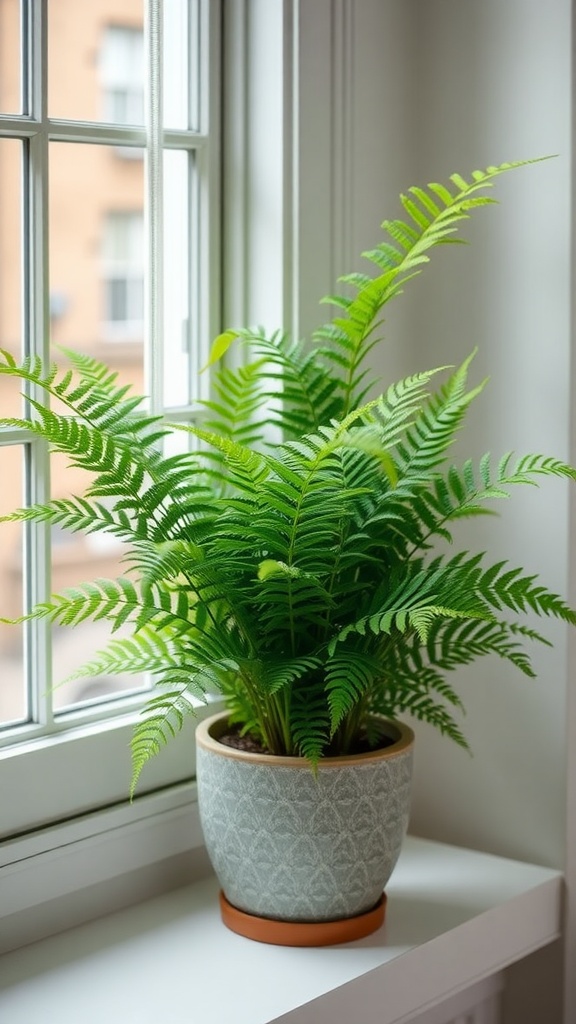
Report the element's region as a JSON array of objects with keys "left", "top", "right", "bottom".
[{"left": 196, "top": 711, "right": 414, "bottom": 943}]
